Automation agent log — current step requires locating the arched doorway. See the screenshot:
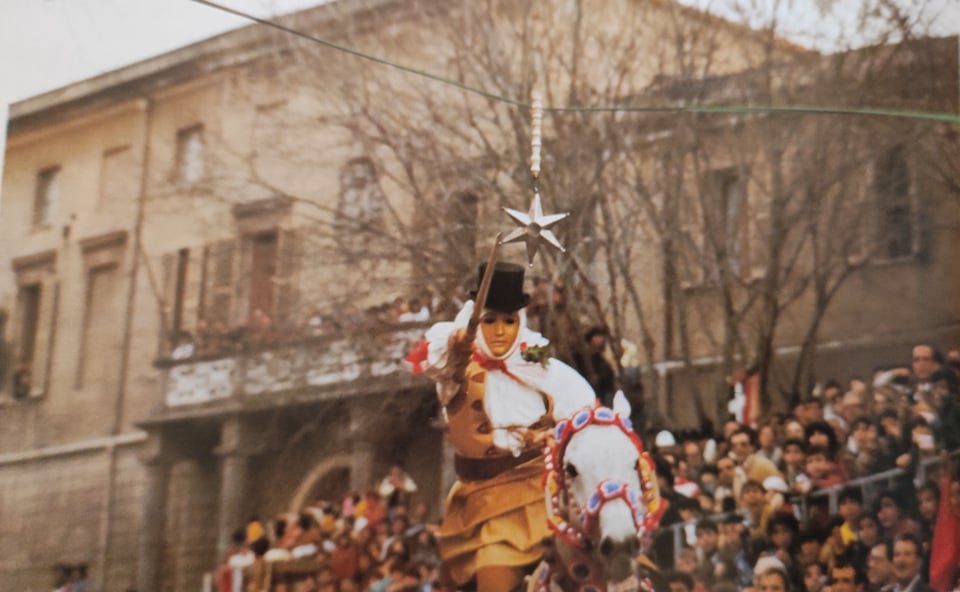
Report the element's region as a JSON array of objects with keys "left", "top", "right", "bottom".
[{"left": 288, "top": 453, "right": 353, "bottom": 512}]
